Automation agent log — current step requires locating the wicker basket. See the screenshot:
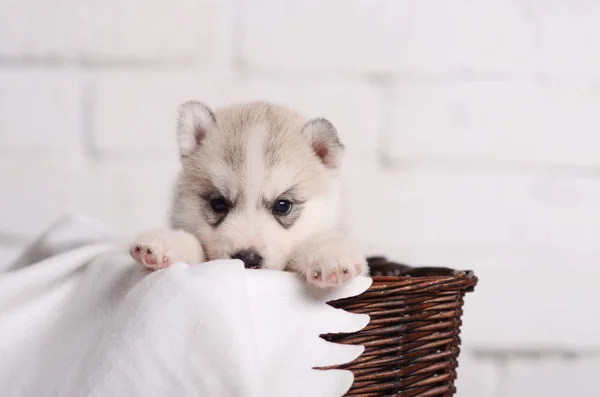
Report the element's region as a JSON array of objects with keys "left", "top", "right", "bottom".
[{"left": 321, "top": 256, "right": 478, "bottom": 397}]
